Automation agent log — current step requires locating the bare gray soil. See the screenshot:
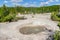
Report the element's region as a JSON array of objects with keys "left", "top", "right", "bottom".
[{"left": 0, "top": 13, "right": 59, "bottom": 40}]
